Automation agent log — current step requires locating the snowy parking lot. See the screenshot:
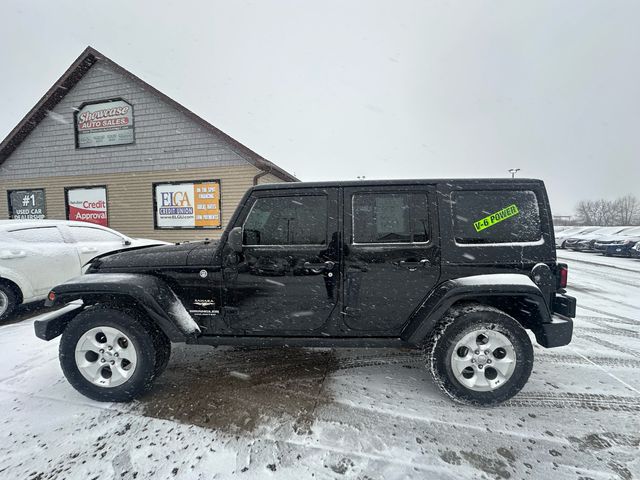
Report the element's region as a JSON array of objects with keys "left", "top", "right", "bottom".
[{"left": 0, "top": 251, "right": 639, "bottom": 480}]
